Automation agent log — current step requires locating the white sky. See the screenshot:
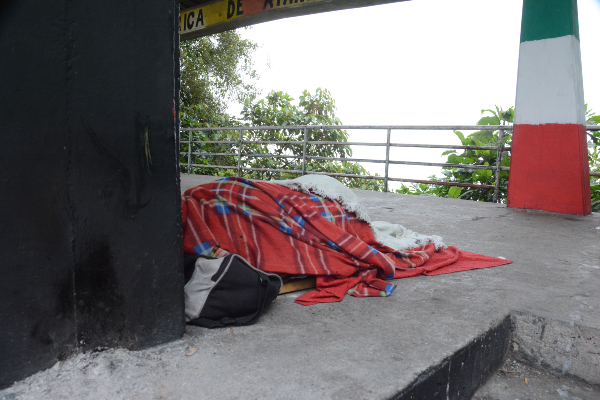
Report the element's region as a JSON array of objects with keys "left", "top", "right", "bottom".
[{"left": 229, "top": 0, "right": 600, "bottom": 184}]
